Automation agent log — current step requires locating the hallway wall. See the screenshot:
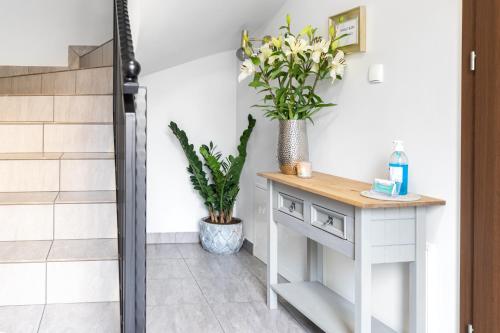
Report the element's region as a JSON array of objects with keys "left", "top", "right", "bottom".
[
  {"left": 236, "top": 0, "right": 461, "bottom": 332},
  {"left": 0, "top": 0, "right": 112, "bottom": 66},
  {"left": 143, "top": 51, "right": 237, "bottom": 234}
]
